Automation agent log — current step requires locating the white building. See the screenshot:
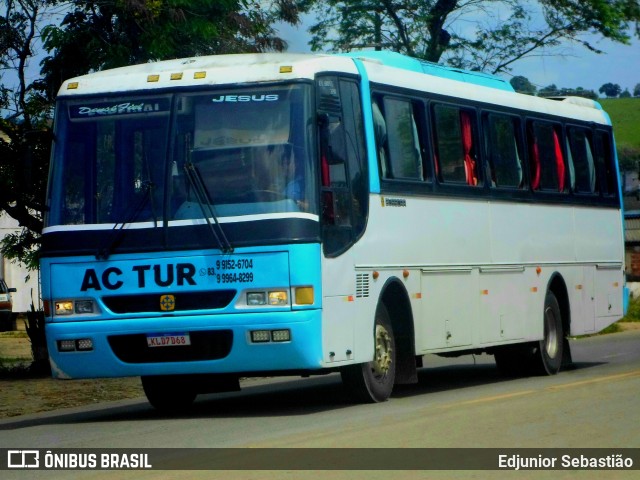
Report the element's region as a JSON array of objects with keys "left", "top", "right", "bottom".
[{"left": 0, "top": 213, "right": 41, "bottom": 313}]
